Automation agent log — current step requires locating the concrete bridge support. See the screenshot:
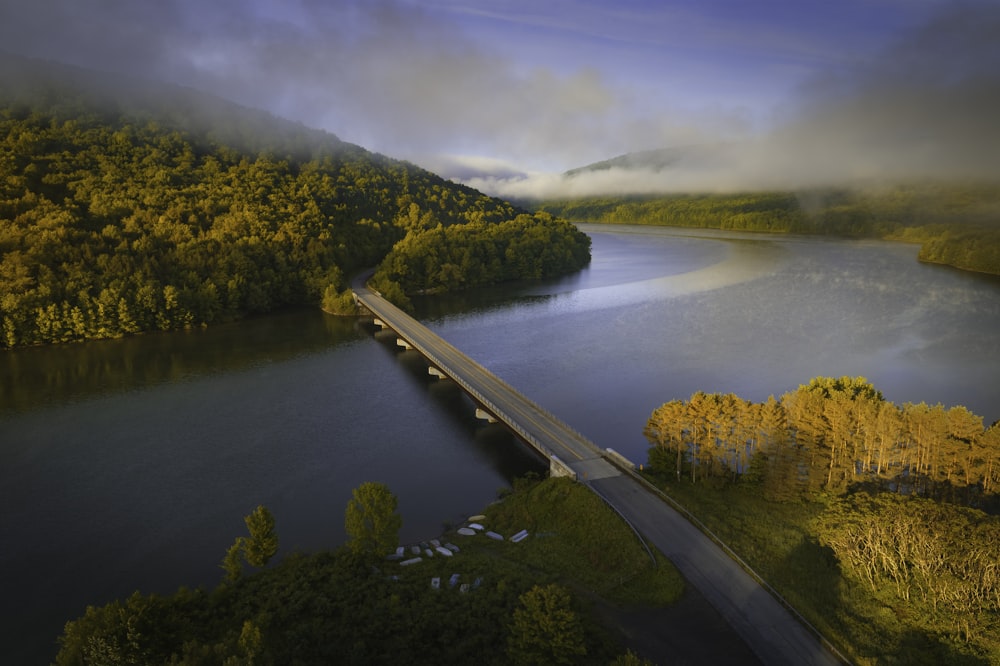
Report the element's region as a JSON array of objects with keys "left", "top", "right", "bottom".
[
  {"left": 396, "top": 337, "right": 413, "bottom": 350},
  {"left": 428, "top": 367, "right": 447, "bottom": 380},
  {"left": 474, "top": 407, "right": 498, "bottom": 423}
]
